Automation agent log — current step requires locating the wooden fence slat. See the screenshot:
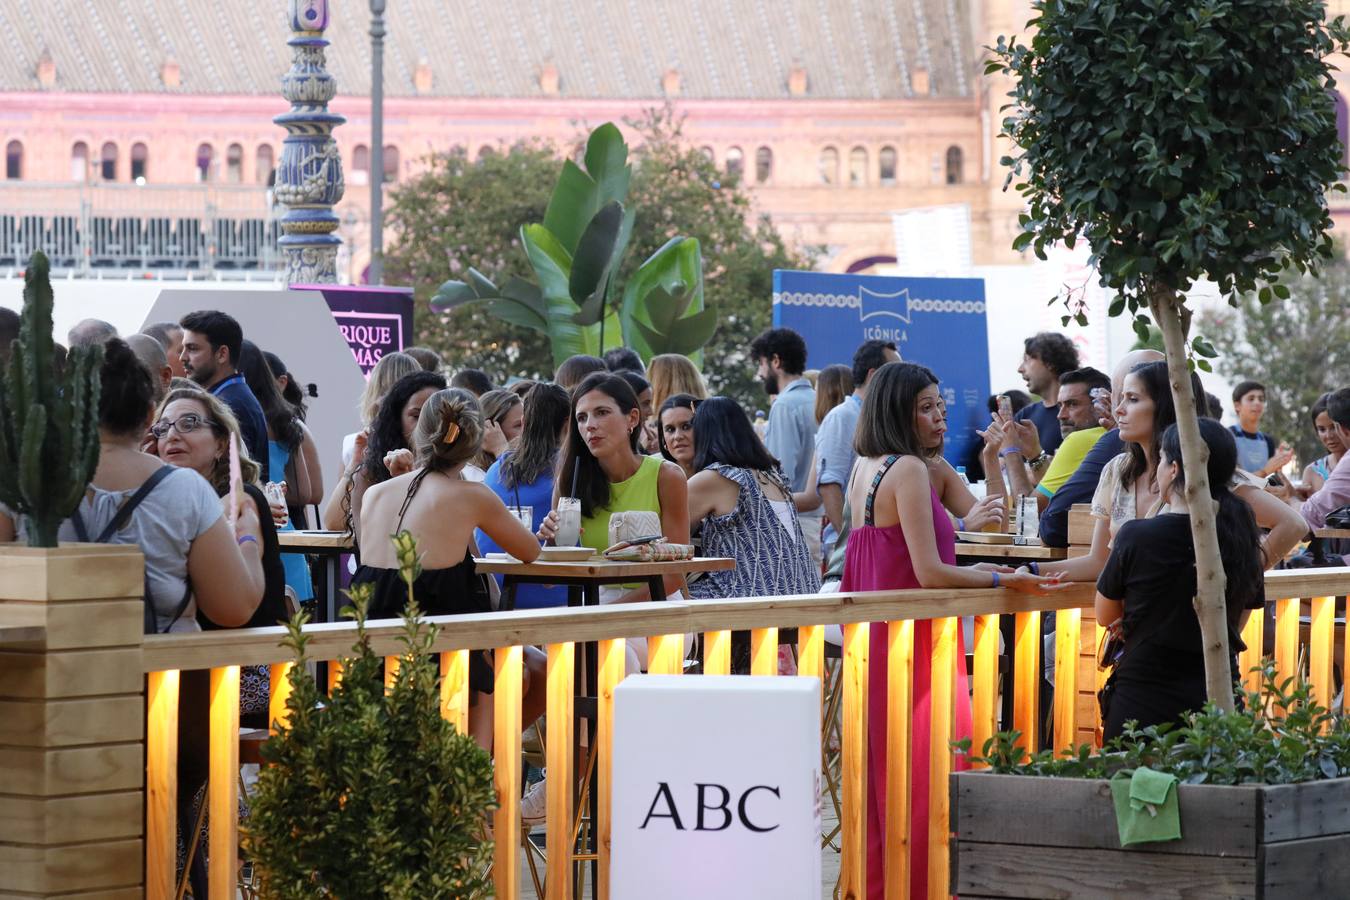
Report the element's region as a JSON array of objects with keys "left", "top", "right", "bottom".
[
  {"left": 1052, "top": 608, "right": 1080, "bottom": 754},
  {"left": 1309, "top": 596, "right": 1334, "bottom": 717},
  {"left": 750, "top": 627, "right": 777, "bottom": 676},
  {"left": 797, "top": 625, "right": 824, "bottom": 708},
  {"left": 269, "top": 661, "right": 292, "bottom": 733},
  {"left": 597, "top": 638, "right": 626, "bottom": 900},
  {"left": 647, "top": 634, "right": 683, "bottom": 675},
  {"left": 970, "top": 615, "right": 998, "bottom": 767},
  {"left": 885, "top": 620, "right": 913, "bottom": 900},
  {"left": 928, "top": 617, "right": 956, "bottom": 900},
  {"left": 840, "top": 621, "right": 868, "bottom": 900},
  {"left": 384, "top": 655, "right": 400, "bottom": 691},
  {"left": 1274, "top": 597, "right": 1299, "bottom": 692},
  {"left": 145, "top": 669, "right": 177, "bottom": 900},
  {"left": 439, "top": 650, "right": 470, "bottom": 736},
  {"left": 208, "top": 666, "right": 239, "bottom": 900},
  {"left": 1012, "top": 611, "right": 1040, "bottom": 753},
  {"left": 493, "top": 646, "right": 523, "bottom": 900},
  {"left": 545, "top": 643, "right": 574, "bottom": 900},
  {"left": 1240, "top": 608, "right": 1264, "bottom": 697},
  {"left": 704, "top": 630, "right": 731, "bottom": 675},
  {"left": 327, "top": 657, "right": 343, "bottom": 694}
]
